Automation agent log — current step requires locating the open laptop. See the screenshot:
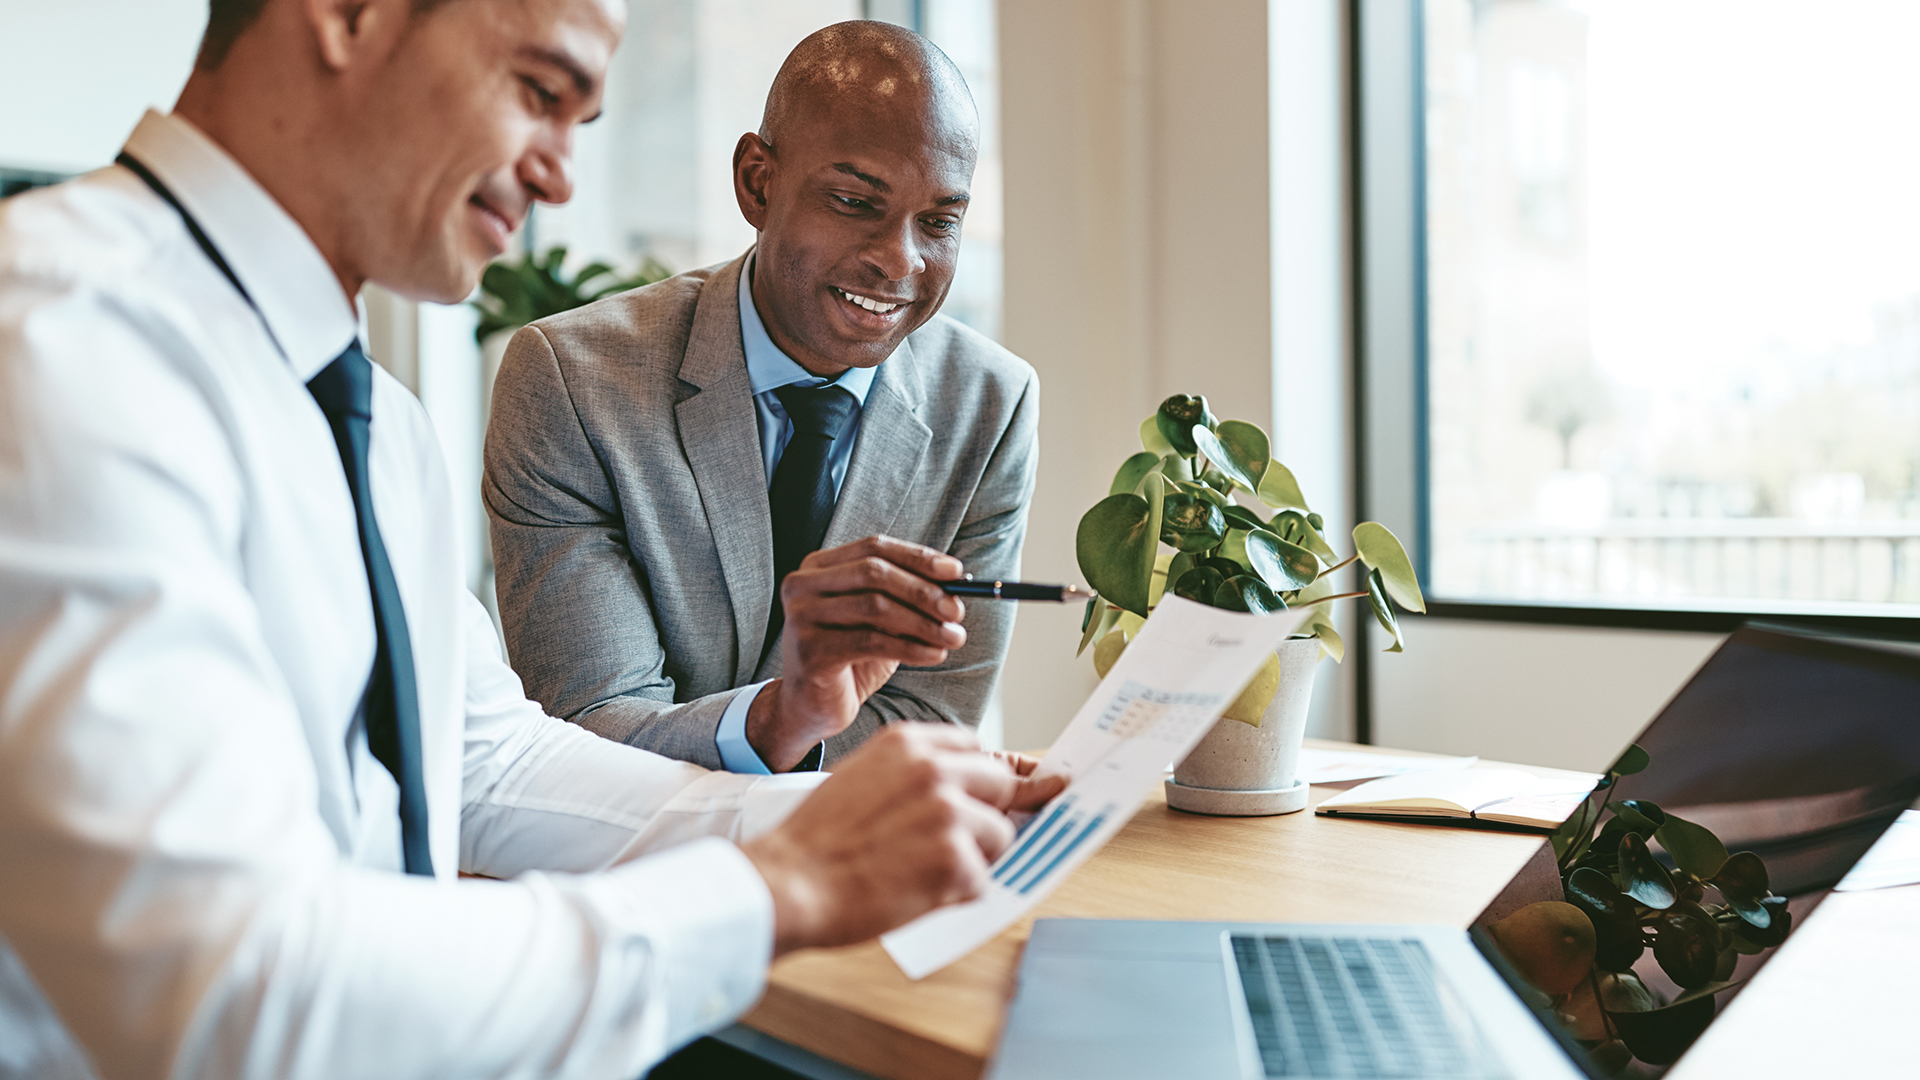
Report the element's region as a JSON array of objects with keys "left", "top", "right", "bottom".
[{"left": 987, "top": 626, "right": 1920, "bottom": 1079}]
